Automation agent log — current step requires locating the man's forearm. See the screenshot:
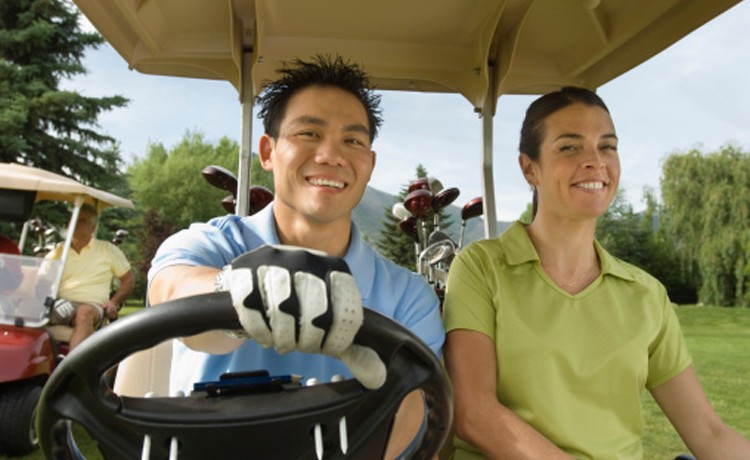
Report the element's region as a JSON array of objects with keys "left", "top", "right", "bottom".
[
  {"left": 149, "top": 265, "right": 242, "bottom": 354},
  {"left": 149, "top": 265, "right": 218, "bottom": 305},
  {"left": 110, "top": 271, "right": 135, "bottom": 305}
]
